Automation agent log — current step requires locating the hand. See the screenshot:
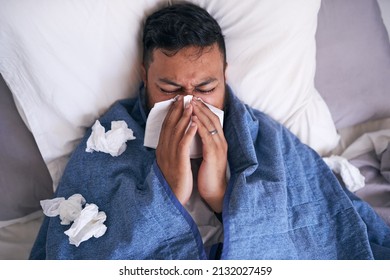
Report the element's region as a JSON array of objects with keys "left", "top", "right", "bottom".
[
  {"left": 191, "top": 97, "right": 227, "bottom": 213},
  {"left": 156, "top": 96, "right": 198, "bottom": 205}
]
